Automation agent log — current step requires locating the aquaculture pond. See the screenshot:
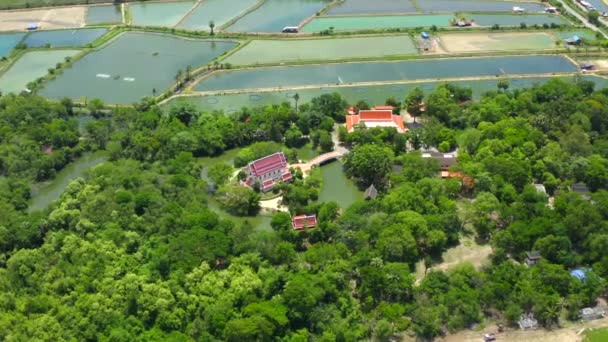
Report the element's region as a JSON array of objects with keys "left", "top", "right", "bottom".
[
  {"left": 224, "top": 36, "right": 418, "bottom": 65},
  {"left": 555, "top": 30, "right": 597, "bottom": 40},
  {"left": 0, "top": 32, "right": 25, "bottom": 57},
  {"left": 129, "top": 1, "right": 194, "bottom": 27},
  {"left": 29, "top": 151, "right": 107, "bottom": 212},
  {"left": 194, "top": 55, "right": 578, "bottom": 92},
  {"left": 24, "top": 28, "right": 108, "bottom": 48},
  {"left": 178, "top": 0, "right": 258, "bottom": 31},
  {"left": 86, "top": 4, "right": 122, "bottom": 24},
  {"left": 302, "top": 14, "right": 453, "bottom": 32},
  {"left": 0, "top": 49, "right": 78, "bottom": 94},
  {"left": 318, "top": 160, "right": 363, "bottom": 208},
  {"left": 168, "top": 75, "right": 608, "bottom": 112},
  {"left": 226, "top": 0, "right": 329, "bottom": 33},
  {"left": 326, "top": 0, "right": 416, "bottom": 15},
  {"left": 40, "top": 32, "right": 237, "bottom": 104},
  {"left": 586, "top": 0, "right": 608, "bottom": 13},
  {"left": 417, "top": 0, "right": 546, "bottom": 12},
  {"left": 469, "top": 13, "right": 569, "bottom": 27}
]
